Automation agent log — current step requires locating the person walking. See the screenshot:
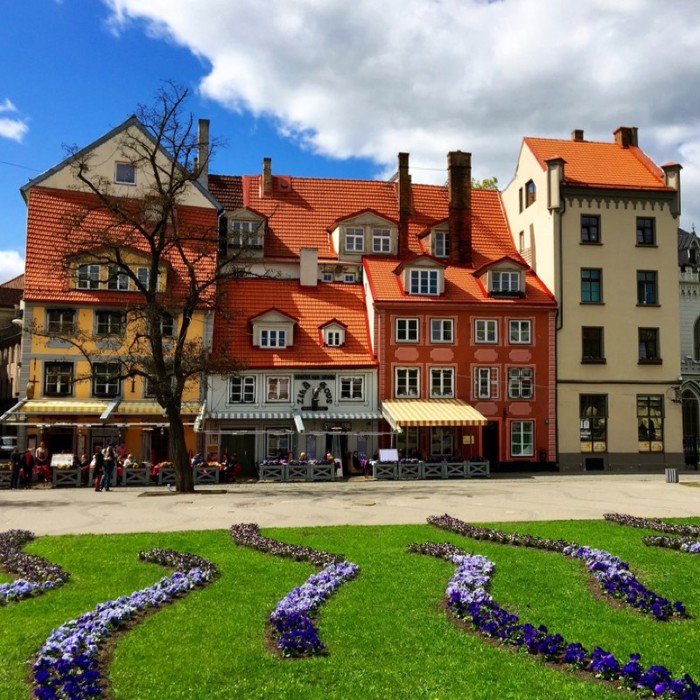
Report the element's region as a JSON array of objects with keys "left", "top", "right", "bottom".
[
  {"left": 10, "top": 445, "right": 22, "bottom": 490},
  {"left": 92, "top": 445, "right": 104, "bottom": 492},
  {"left": 100, "top": 442, "right": 117, "bottom": 491},
  {"left": 21, "top": 449, "right": 34, "bottom": 489}
]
